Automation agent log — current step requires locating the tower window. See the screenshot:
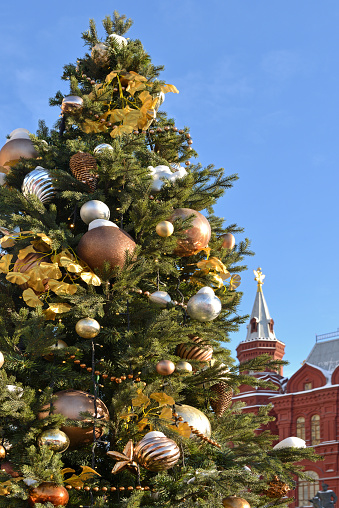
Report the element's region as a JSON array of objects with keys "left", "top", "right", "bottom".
[
  {"left": 269, "top": 318, "right": 274, "bottom": 333},
  {"left": 250, "top": 318, "right": 258, "bottom": 333}
]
